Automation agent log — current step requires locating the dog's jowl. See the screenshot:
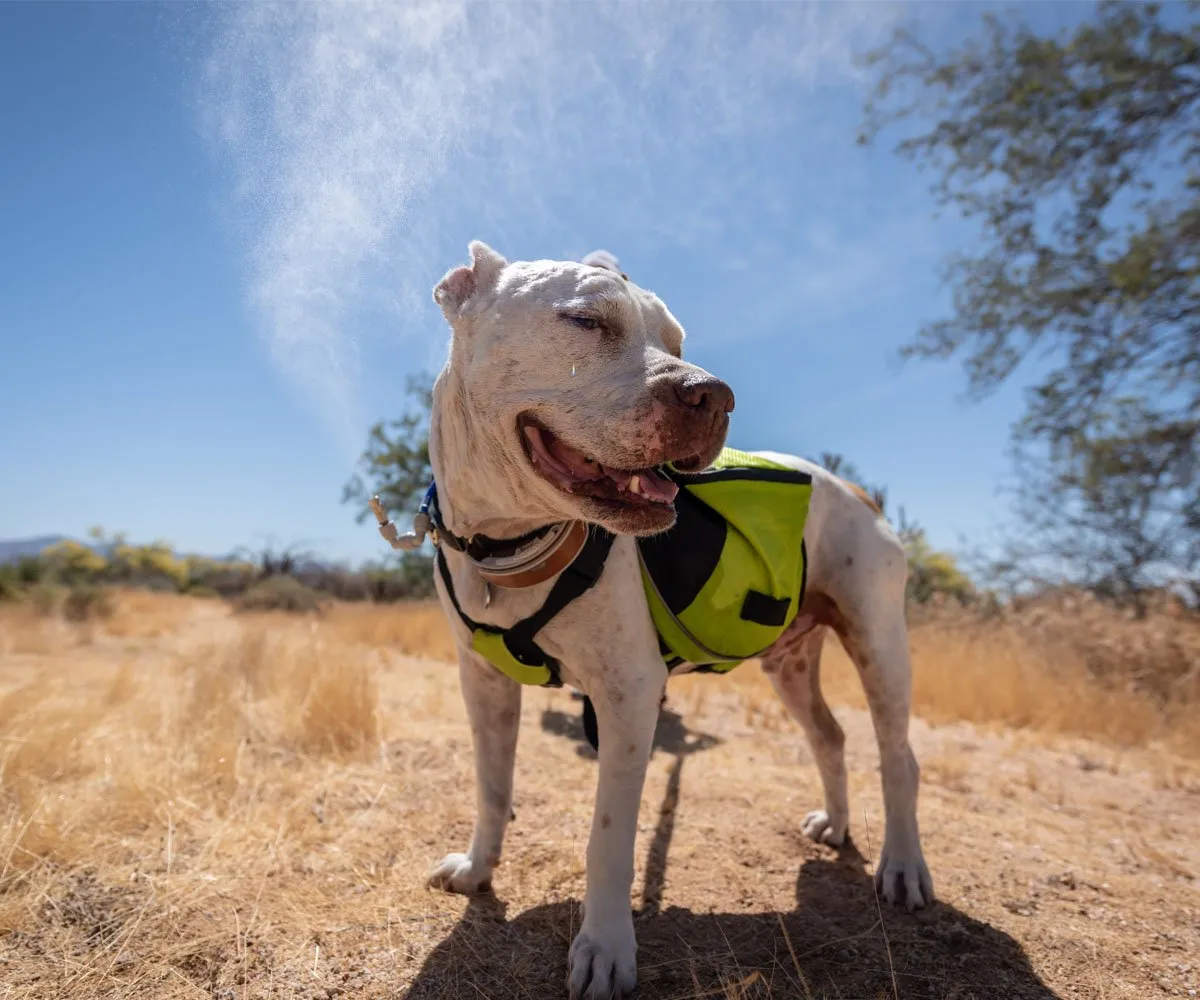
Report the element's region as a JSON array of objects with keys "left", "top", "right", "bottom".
[{"left": 407, "top": 242, "right": 931, "bottom": 999}]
